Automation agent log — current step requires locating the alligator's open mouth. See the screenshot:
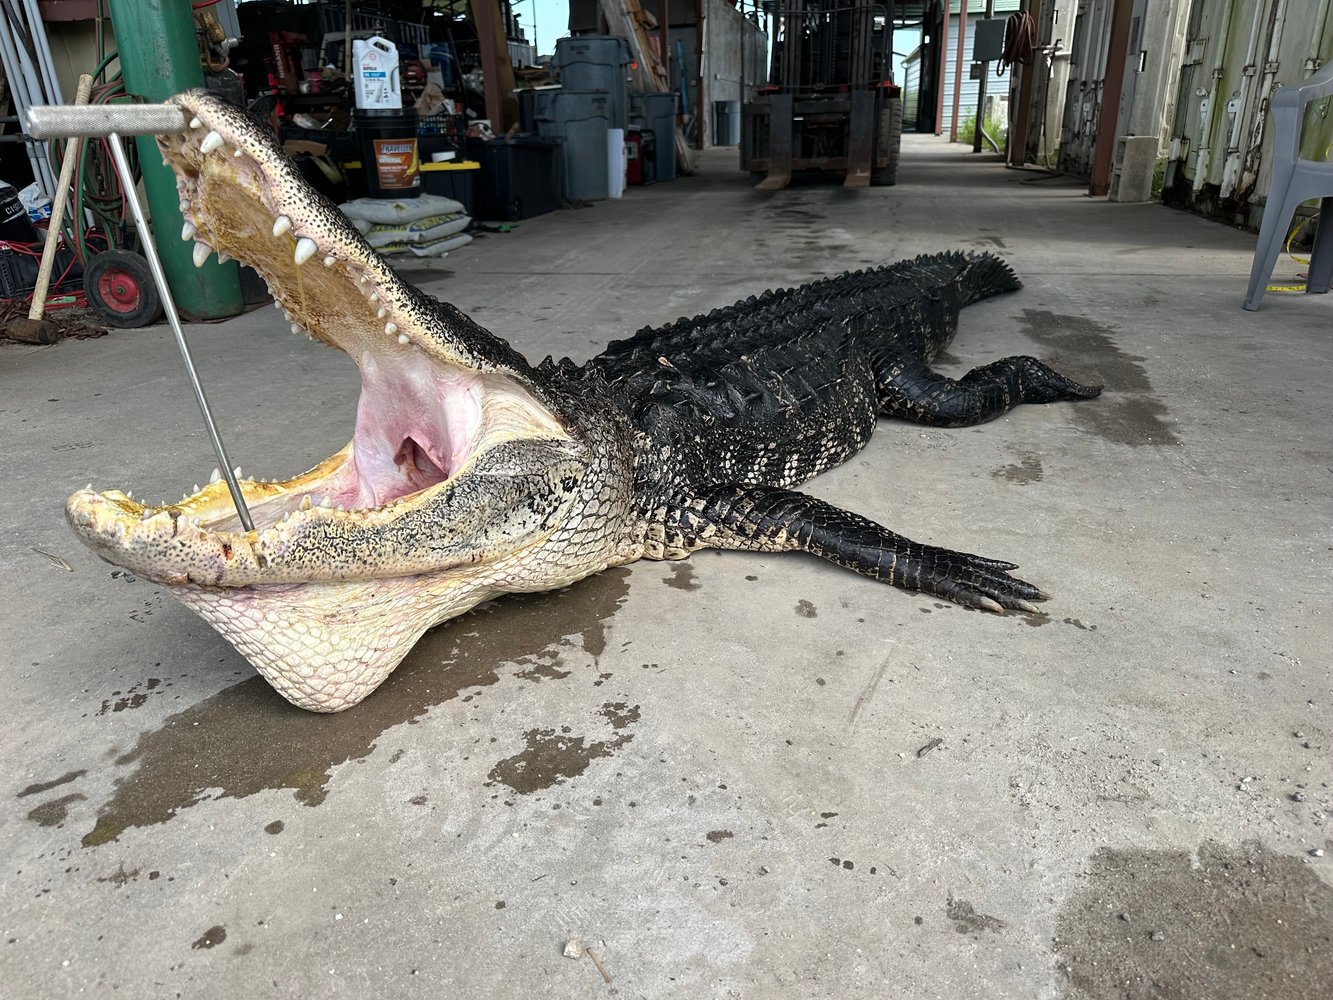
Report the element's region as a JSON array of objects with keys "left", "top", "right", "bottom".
[
  {"left": 63, "top": 91, "right": 585, "bottom": 710},
  {"left": 66, "top": 90, "right": 568, "bottom": 588}
]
